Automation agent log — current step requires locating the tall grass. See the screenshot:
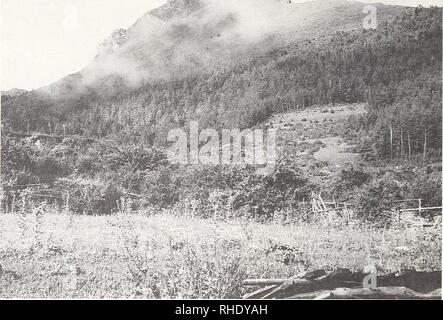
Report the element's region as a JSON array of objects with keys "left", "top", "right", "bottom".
[{"left": 0, "top": 199, "right": 441, "bottom": 298}]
